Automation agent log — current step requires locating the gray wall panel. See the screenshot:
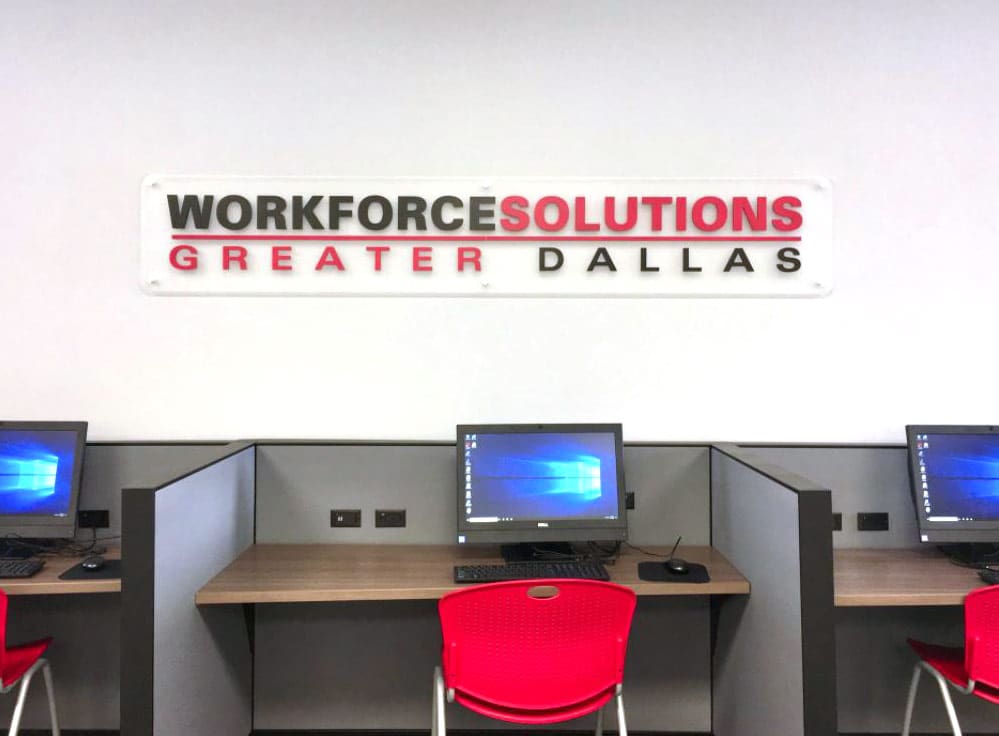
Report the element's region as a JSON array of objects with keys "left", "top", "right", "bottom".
[
  {"left": 254, "top": 597, "right": 711, "bottom": 731},
  {"left": 256, "top": 445, "right": 455, "bottom": 544},
  {"left": 836, "top": 607, "right": 997, "bottom": 733},
  {"left": 153, "top": 447, "right": 255, "bottom": 735},
  {"left": 256, "top": 444, "right": 709, "bottom": 546},
  {"left": 624, "top": 446, "right": 710, "bottom": 545},
  {"left": 711, "top": 451, "right": 804, "bottom": 736},
  {"left": 79, "top": 443, "right": 230, "bottom": 540},
  {"left": 750, "top": 446, "right": 914, "bottom": 549}
]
